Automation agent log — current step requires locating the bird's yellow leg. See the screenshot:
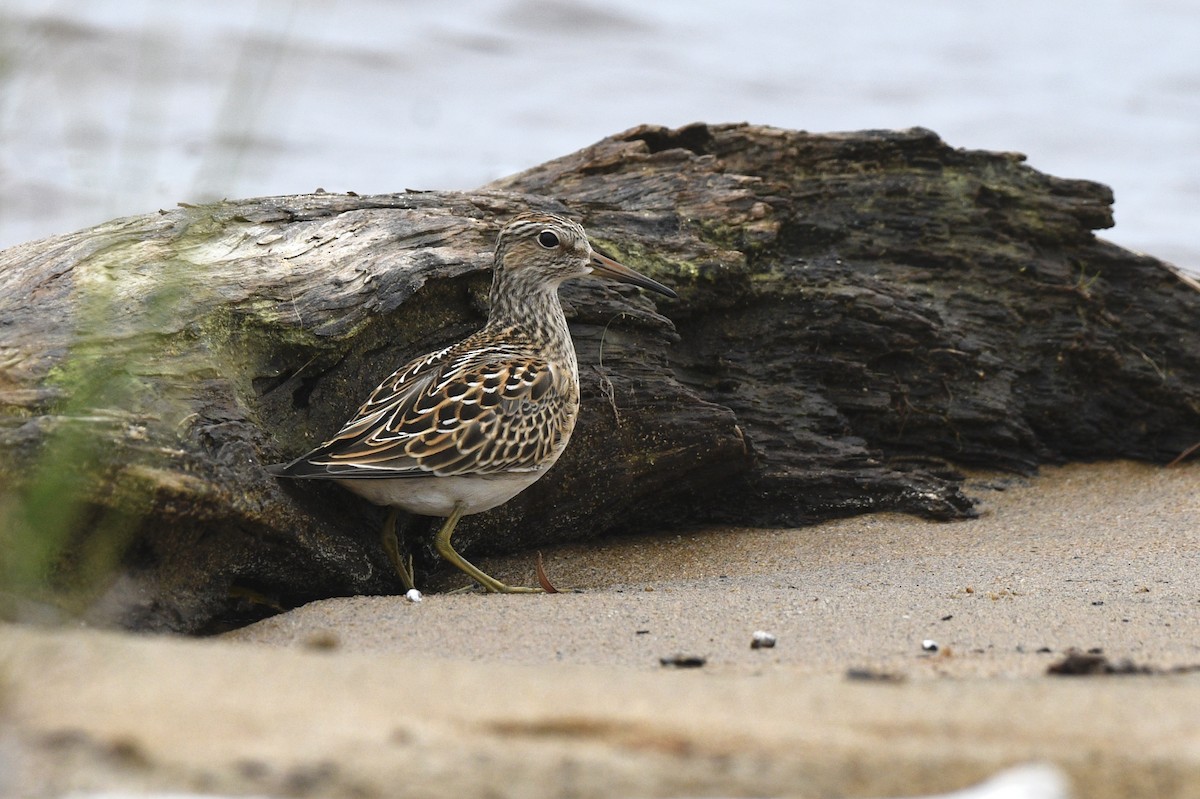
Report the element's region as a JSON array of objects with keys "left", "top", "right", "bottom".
[
  {"left": 381, "top": 508, "right": 417, "bottom": 592},
  {"left": 434, "top": 502, "right": 542, "bottom": 594}
]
